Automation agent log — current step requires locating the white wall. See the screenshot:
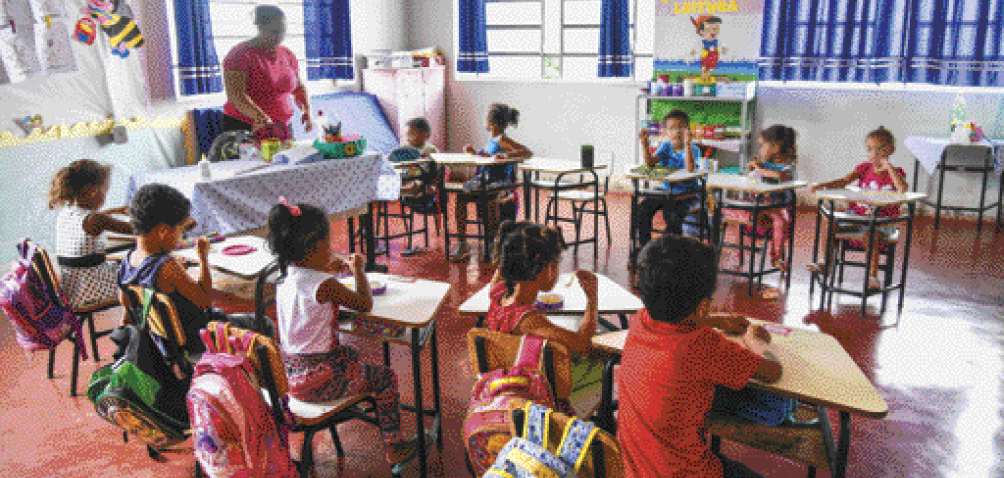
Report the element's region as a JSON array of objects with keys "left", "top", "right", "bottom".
[{"left": 406, "top": 0, "right": 1002, "bottom": 208}]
